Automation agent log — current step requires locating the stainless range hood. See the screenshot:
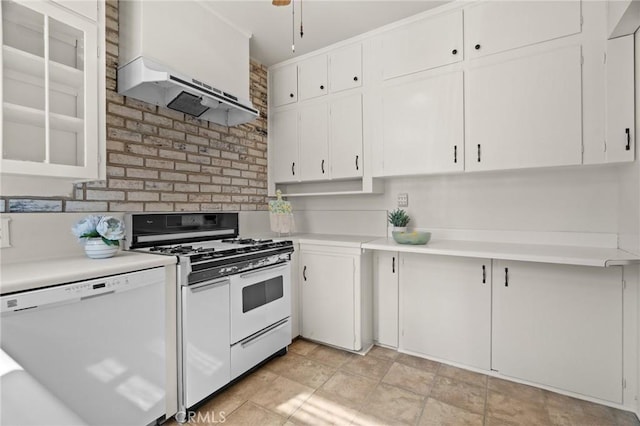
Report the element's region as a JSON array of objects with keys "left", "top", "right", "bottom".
[{"left": 117, "top": 57, "right": 259, "bottom": 127}]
